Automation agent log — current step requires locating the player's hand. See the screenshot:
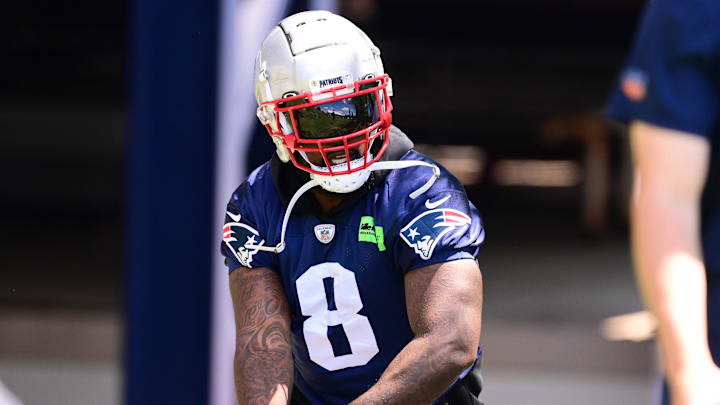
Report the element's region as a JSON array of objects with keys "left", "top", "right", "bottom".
[{"left": 670, "top": 364, "right": 720, "bottom": 405}]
